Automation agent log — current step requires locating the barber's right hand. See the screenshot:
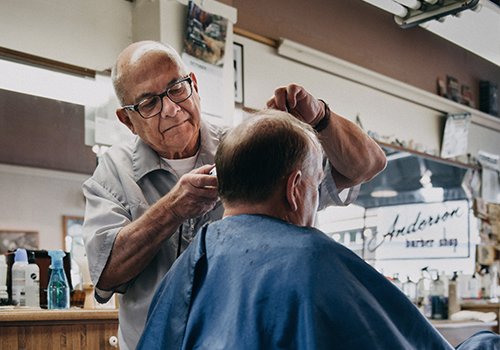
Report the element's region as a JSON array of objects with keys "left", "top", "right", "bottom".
[{"left": 166, "top": 164, "right": 219, "bottom": 222}]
